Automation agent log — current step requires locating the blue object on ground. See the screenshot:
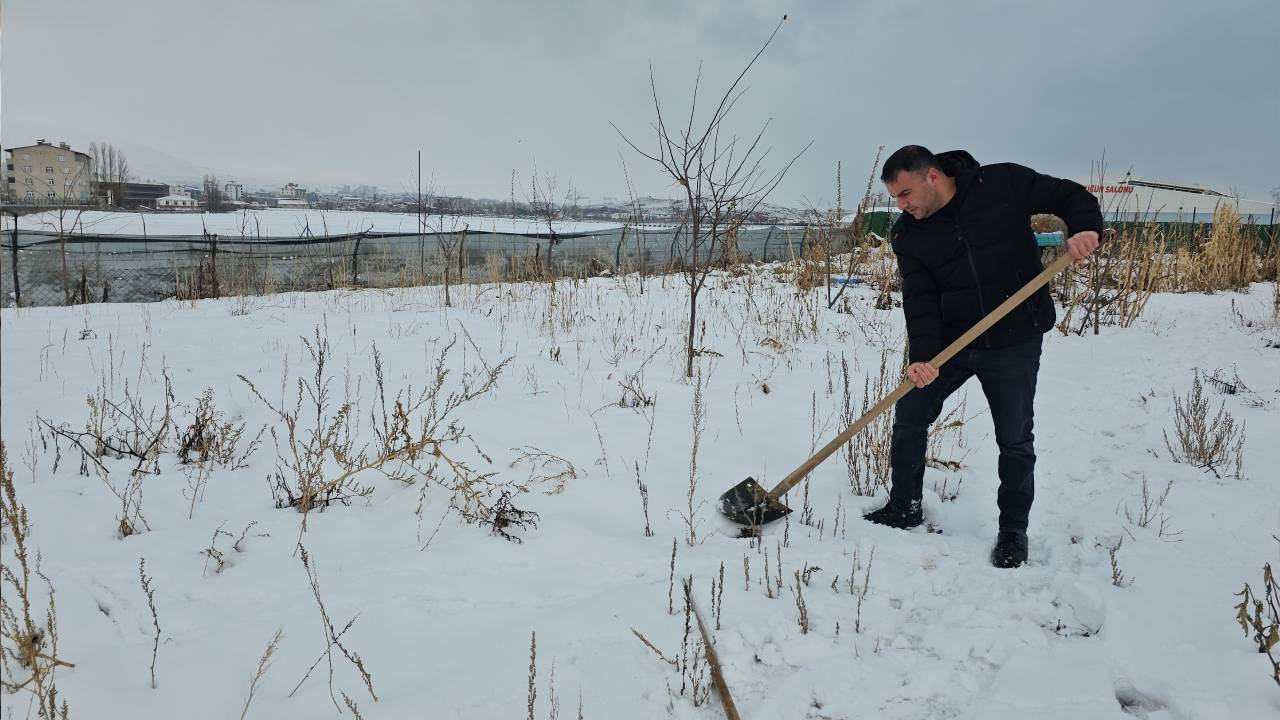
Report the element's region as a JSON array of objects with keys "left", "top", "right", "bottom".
[{"left": 834, "top": 276, "right": 864, "bottom": 286}]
